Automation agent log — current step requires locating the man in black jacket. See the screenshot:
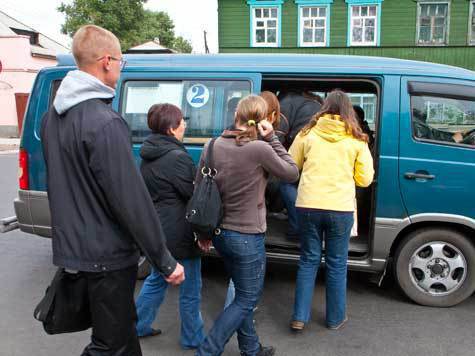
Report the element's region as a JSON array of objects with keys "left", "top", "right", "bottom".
[
  {"left": 41, "top": 25, "right": 184, "bottom": 356},
  {"left": 278, "top": 90, "right": 322, "bottom": 150}
]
